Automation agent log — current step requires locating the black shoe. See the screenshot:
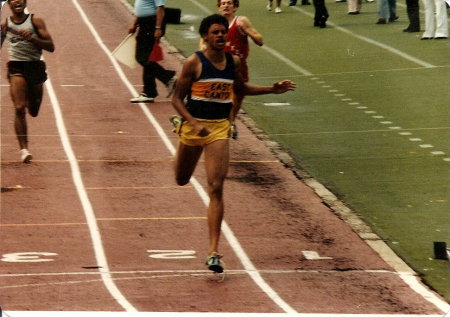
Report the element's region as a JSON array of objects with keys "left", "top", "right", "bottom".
[
  {"left": 434, "top": 36, "right": 448, "bottom": 40},
  {"left": 389, "top": 15, "right": 399, "bottom": 22},
  {"left": 376, "top": 18, "right": 387, "bottom": 24},
  {"left": 403, "top": 27, "right": 420, "bottom": 32},
  {"left": 348, "top": 11, "right": 360, "bottom": 14},
  {"left": 289, "top": 0, "right": 297, "bottom": 5},
  {"left": 301, "top": 1, "right": 311, "bottom": 4}
]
